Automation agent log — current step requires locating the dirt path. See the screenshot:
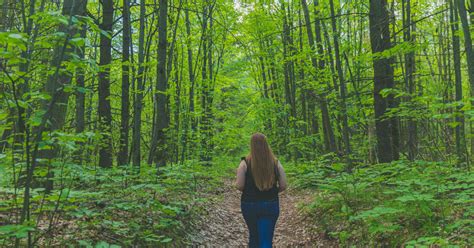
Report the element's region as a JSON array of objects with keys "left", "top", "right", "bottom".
[{"left": 186, "top": 179, "right": 336, "bottom": 247}]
